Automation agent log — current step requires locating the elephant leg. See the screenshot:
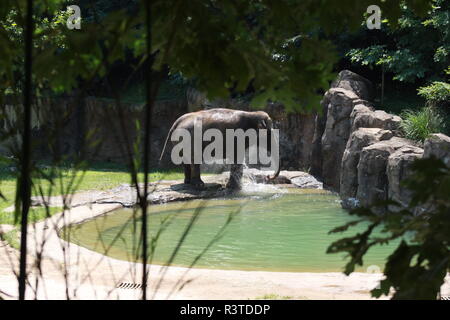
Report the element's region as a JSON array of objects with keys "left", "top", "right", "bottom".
[
  {"left": 183, "top": 165, "right": 191, "bottom": 184},
  {"left": 190, "top": 164, "right": 204, "bottom": 187},
  {"left": 227, "top": 164, "right": 243, "bottom": 190}
]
